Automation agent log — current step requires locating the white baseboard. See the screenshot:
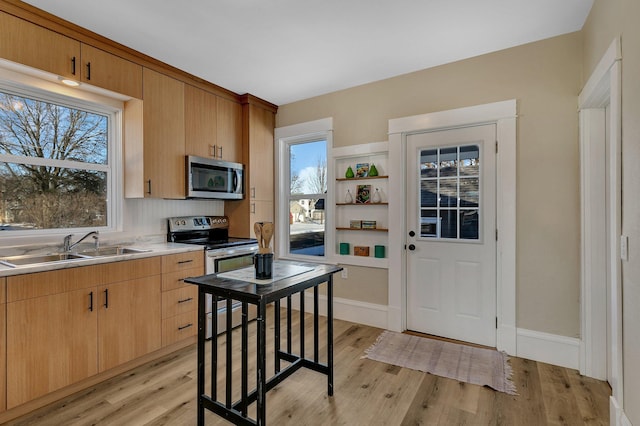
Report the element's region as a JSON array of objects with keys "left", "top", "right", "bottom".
[
  {"left": 611, "top": 396, "right": 632, "bottom": 426},
  {"left": 289, "top": 294, "right": 388, "bottom": 329},
  {"left": 516, "top": 328, "right": 580, "bottom": 370}
]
